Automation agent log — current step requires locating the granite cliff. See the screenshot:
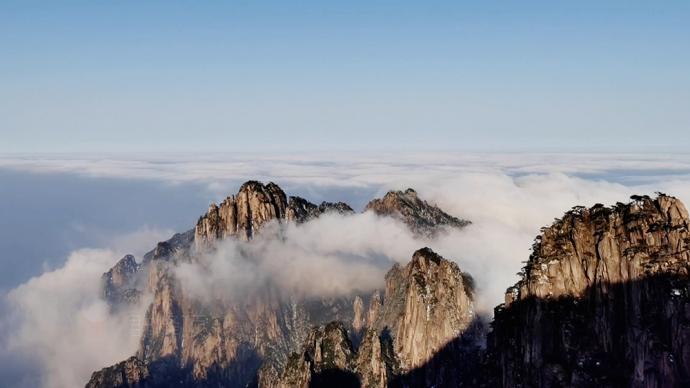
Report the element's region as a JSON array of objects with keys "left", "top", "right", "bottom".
[
  {"left": 87, "top": 182, "right": 690, "bottom": 388},
  {"left": 195, "top": 180, "right": 354, "bottom": 246},
  {"left": 262, "top": 247, "right": 479, "bottom": 388},
  {"left": 365, "top": 188, "right": 470, "bottom": 237},
  {"left": 87, "top": 181, "right": 470, "bottom": 388},
  {"left": 488, "top": 194, "right": 690, "bottom": 387}
]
